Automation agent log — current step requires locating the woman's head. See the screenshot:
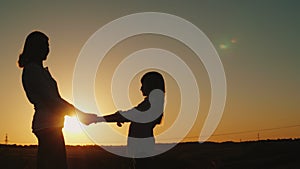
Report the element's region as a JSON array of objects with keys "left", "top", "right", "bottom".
[
  {"left": 18, "top": 31, "right": 49, "bottom": 68},
  {"left": 140, "top": 71, "right": 165, "bottom": 96}
]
